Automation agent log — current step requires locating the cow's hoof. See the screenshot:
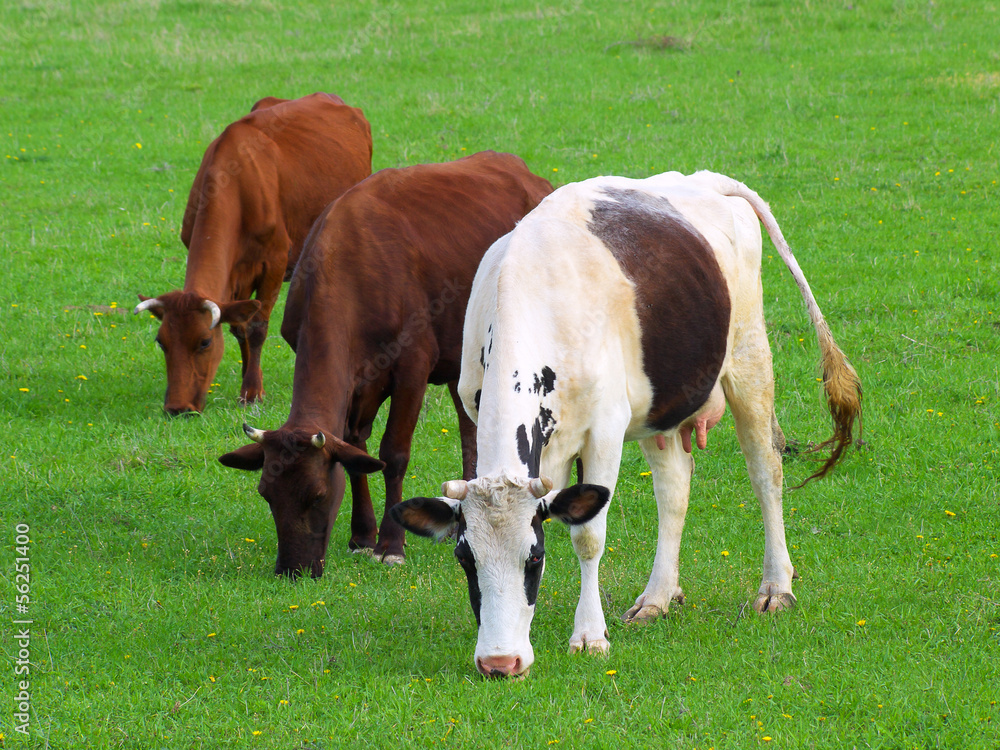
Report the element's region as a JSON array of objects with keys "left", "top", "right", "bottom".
[
  {"left": 350, "top": 547, "right": 375, "bottom": 557},
  {"left": 380, "top": 553, "right": 405, "bottom": 566},
  {"left": 753, "top": 591, "right": 796, "bottom": 614},
  {"left": 239, "top": 391, "right": 264, "bottom": 405},
  {"left": 622, "top": 604, "right": 666, "bottom": 624},
  {"left": 568, "top": 634, "right": 610, "bottom": 656}
]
